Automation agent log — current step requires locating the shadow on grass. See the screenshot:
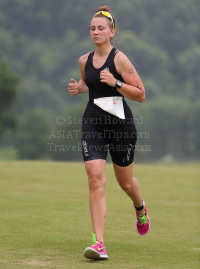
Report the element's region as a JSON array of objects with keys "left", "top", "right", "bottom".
[{"left": 83, "top": 259, "right": 109, "bottom": 263}]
